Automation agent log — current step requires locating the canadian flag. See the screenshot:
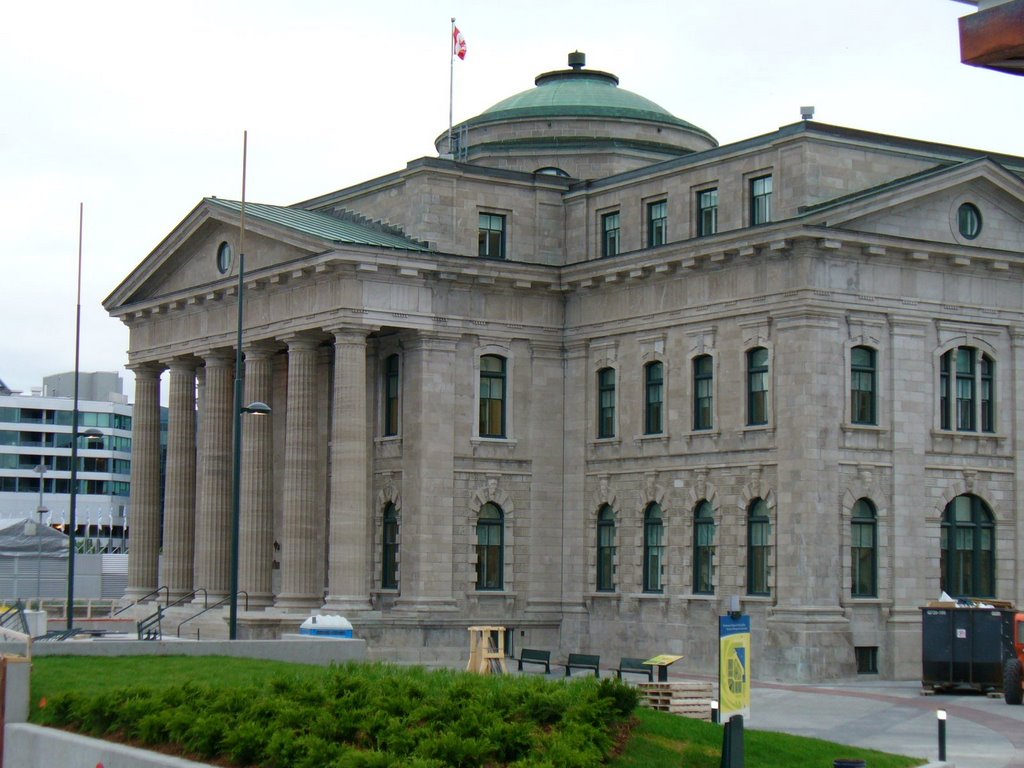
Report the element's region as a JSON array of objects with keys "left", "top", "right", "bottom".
[{"left": 453, "top": 26, "right": 467, "bottom": 60}]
